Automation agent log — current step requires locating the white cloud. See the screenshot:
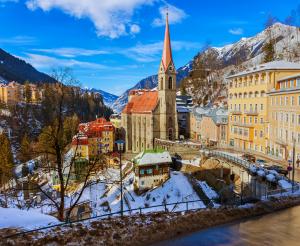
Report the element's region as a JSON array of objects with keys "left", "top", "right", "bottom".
[
  {"left": 122, "top": 40, "right": 202, "bottom": 62},
  {"left": 26, "top": 0, "right": 154, "bottom": 38},
  {"left": 20, "top": 53, "right": 108, "bottom": 70},
  {"left": 229, "top": 28, "right": 244, "bottom": 35},
  {"left": 130, "top": 24, "right": 141, "bottom": 35},
  {"left": 32, "top": 48, "right": 108, "bottom": 58},
  {"left": 0, "top": 36, "right": 37, "bottom": 45},
  {"left": 152, "top": 3, "right": 187, "bottom": 27}
]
